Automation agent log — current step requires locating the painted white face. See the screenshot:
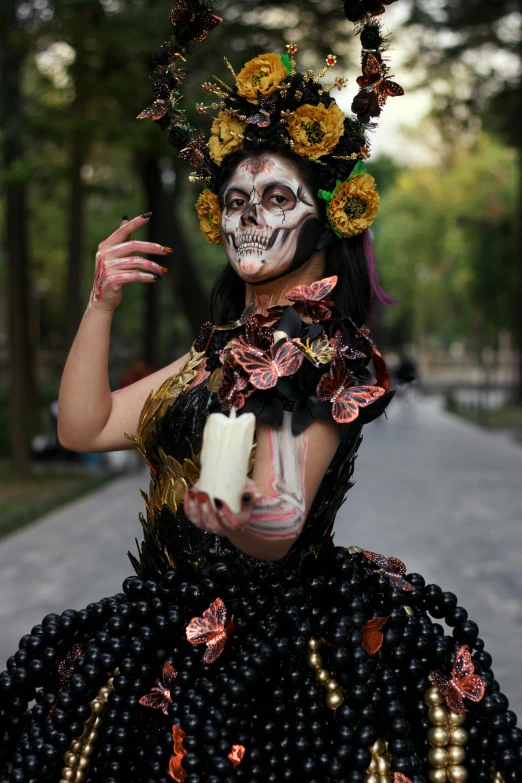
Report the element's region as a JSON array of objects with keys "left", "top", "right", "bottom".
[{"left": 221, "top": 154, "right": 320, "bottom": 282}]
